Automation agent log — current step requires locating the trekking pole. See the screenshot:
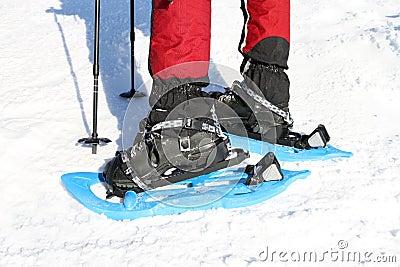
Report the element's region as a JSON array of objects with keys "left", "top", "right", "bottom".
[
  {"left": 119, "top": 0, "right": 146, "bottom": 98},
  {"left": 78, "top": 0, "right": 111, "bottom": 154}
]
